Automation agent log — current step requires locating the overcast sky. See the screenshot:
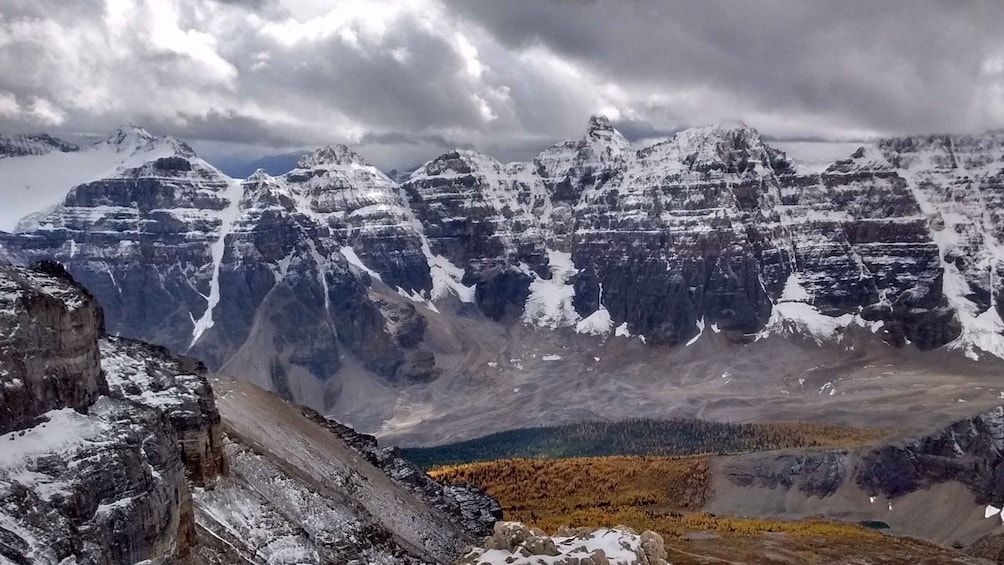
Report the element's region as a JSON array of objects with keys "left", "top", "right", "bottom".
[{"left": 1, "top": 0, "right": 1003, "bottom": 169}]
